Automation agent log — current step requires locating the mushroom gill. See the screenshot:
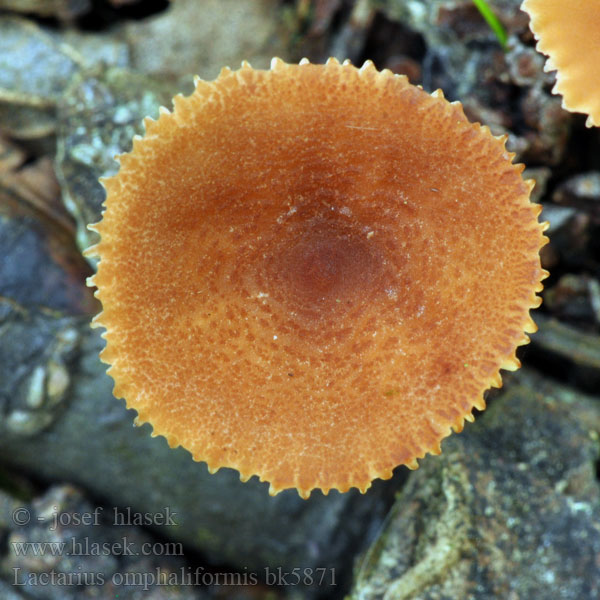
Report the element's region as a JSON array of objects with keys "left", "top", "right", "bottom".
[
  {"left": 87, "top": 58, "right": 548, "bottom": 498},
  {"left": 522, "top": 0, "right": 600, "bottom": 127}
]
